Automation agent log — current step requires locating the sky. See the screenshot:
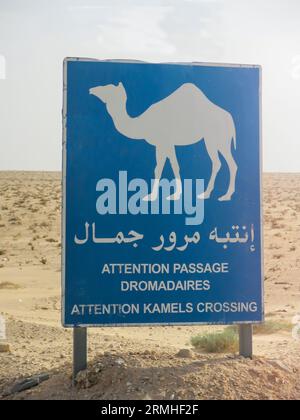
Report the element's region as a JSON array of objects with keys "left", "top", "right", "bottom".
[{"left": 0, "top": 0, "right": 300, "bottom": 172}]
